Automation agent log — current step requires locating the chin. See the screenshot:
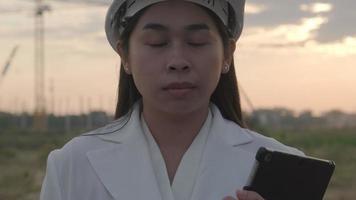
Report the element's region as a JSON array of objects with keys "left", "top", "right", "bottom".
[{"left": 158, "top": 100, "right": 209, "bottom": 116}]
